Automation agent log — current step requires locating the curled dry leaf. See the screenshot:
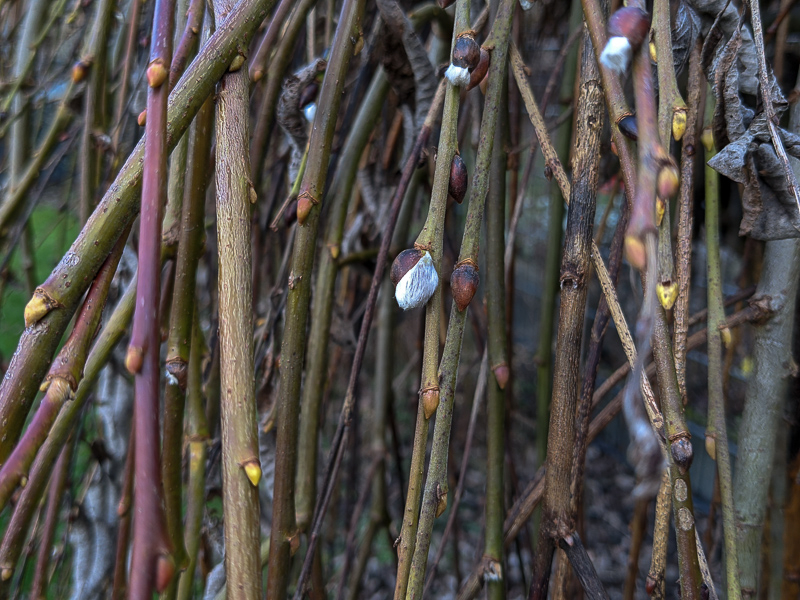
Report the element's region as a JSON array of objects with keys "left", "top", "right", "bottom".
[
  {"left": 277, "top": 59, "right": 327, "bottom": 183},
  {"left": 705, "top": 18, "right": 800, "bottom": 239}
]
